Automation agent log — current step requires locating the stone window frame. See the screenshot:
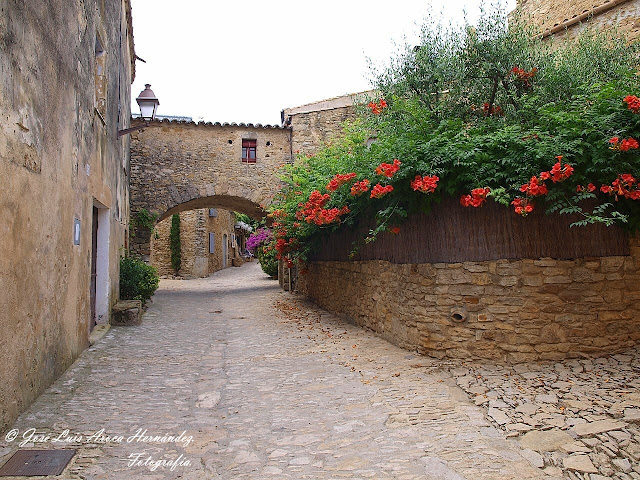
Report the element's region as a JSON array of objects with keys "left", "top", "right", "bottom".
[{"left": 241, "top": 139, "right": 257, "bottom": 163}]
